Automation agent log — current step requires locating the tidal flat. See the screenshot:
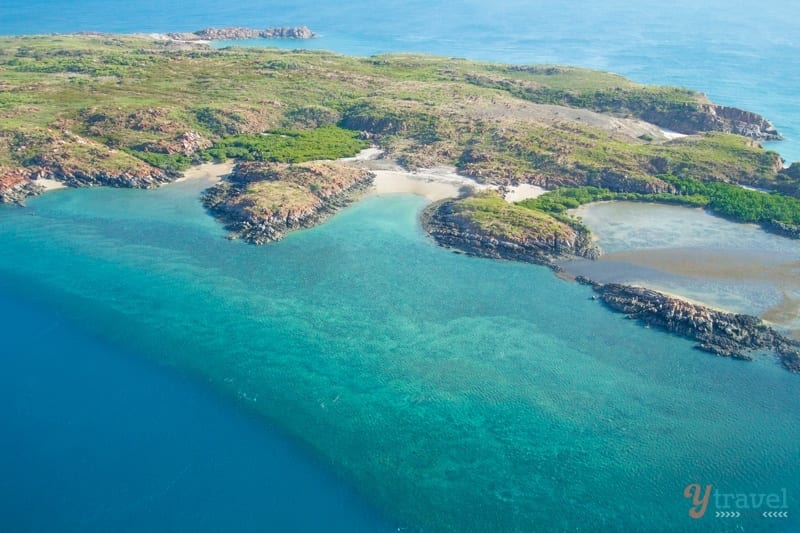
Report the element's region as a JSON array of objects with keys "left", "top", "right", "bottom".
[{"left": 564, "top": 202, "right": 800, "bottom": 337}]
